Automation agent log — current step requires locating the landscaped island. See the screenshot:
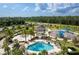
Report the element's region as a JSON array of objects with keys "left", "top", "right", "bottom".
[{"left": 0, "top": 16, "right": 79, "bottom": 55}]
